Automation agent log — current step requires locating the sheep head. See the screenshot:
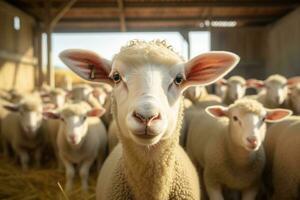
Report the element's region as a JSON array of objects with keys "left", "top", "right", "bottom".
[{"left": 59, "top": 40, "right": 239, "bottom": 146}]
